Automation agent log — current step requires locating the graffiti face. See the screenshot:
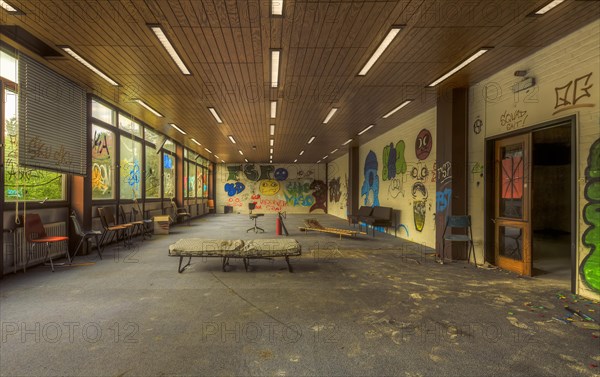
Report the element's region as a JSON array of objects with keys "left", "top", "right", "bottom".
[
  {"left": 383, "top": 141, "right": 407, "bottom": 181},
  {"left": 274, "top": 168, "right": 288, "bottom": 181},
  {"left": 412, "top": 182, "right": 428, "bottom": 232},
  {"left": 310, "top": 179, "right": 327, "bottom": 212},
  {"left": 582, "top": 138, "right": 600, "bottom": 292},
  {"left": 473, "top": 118, "right": 483, "bottom": 135},
  {"left": 415, "top": 129, "right": 432, "bottom": 160},
  {"left": 329, "top": 177, "right": 341, "bottom": 203},
  {"left": 361, "top": 151, "right": 380, "bottom": 206},
  {"left": 259, "top": 179, "right": 280, "bottom": 196},
  {"left": 224, "top": 181, "right": 245, "bottom": 197}
]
